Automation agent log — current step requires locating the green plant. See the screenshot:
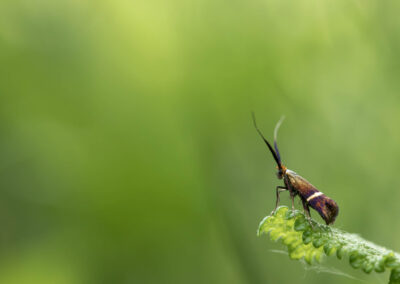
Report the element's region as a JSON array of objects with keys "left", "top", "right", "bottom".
[{"left": 258, "top": 206, "right": 400, "bottom": 284}]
